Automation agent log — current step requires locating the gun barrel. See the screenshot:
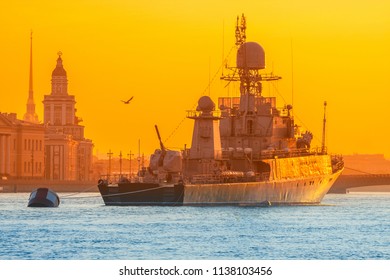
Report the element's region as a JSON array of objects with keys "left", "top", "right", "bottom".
[{"left": 154, "top": 125, "right": 165, "bottom": 151}]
